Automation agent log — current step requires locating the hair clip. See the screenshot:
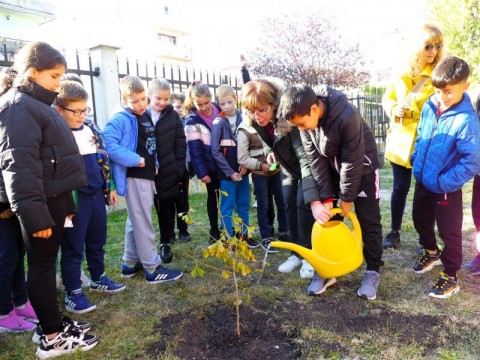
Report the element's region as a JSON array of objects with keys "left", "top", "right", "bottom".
[{"left": 191, "top": 80, "right": 202, "bottom": 86}]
